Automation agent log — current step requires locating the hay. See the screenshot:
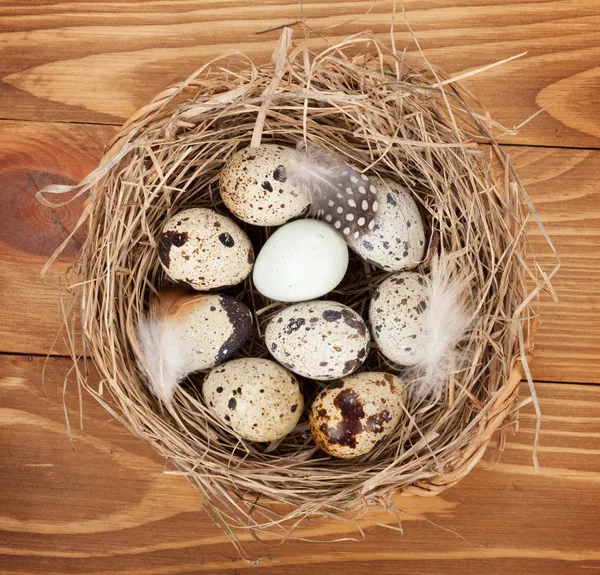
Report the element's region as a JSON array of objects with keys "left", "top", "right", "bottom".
[{"left": 38, "top": 27, "right": 557, "bottom": 557}]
